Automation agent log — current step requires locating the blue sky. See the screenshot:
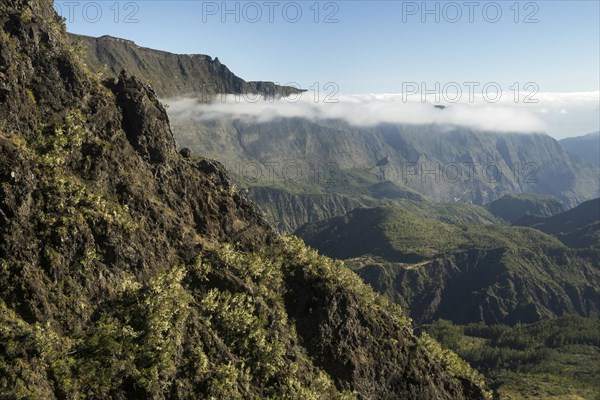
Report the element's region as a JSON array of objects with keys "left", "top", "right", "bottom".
[{"left": 56, "top": 1, "right": 599, "bottom": 137}]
